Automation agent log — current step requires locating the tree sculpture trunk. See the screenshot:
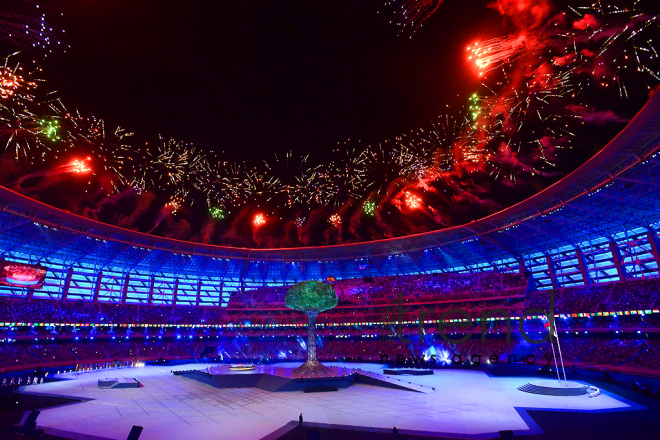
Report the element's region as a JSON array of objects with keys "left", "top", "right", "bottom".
[{"left": 292, "top": 310, "right": 331, "bottom": 376}]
